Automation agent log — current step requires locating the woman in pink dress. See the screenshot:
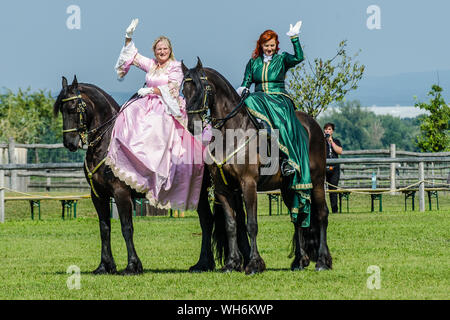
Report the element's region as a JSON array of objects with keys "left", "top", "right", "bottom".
[{"left": 106, "top": 19, "right": 205, "bottom": 211}]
